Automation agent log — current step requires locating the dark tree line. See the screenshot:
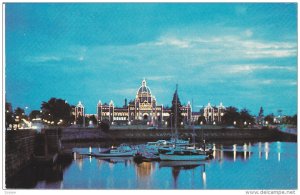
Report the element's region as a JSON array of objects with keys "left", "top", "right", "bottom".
[
  {"left": 168, "top": 85, "right": 184, "bottom": 128},
  {"left": 41, "top": 98, "right": 73, "bottom": 125},
  {"left": 222, "top": 106, "right": 255, "bottom": 127}
]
